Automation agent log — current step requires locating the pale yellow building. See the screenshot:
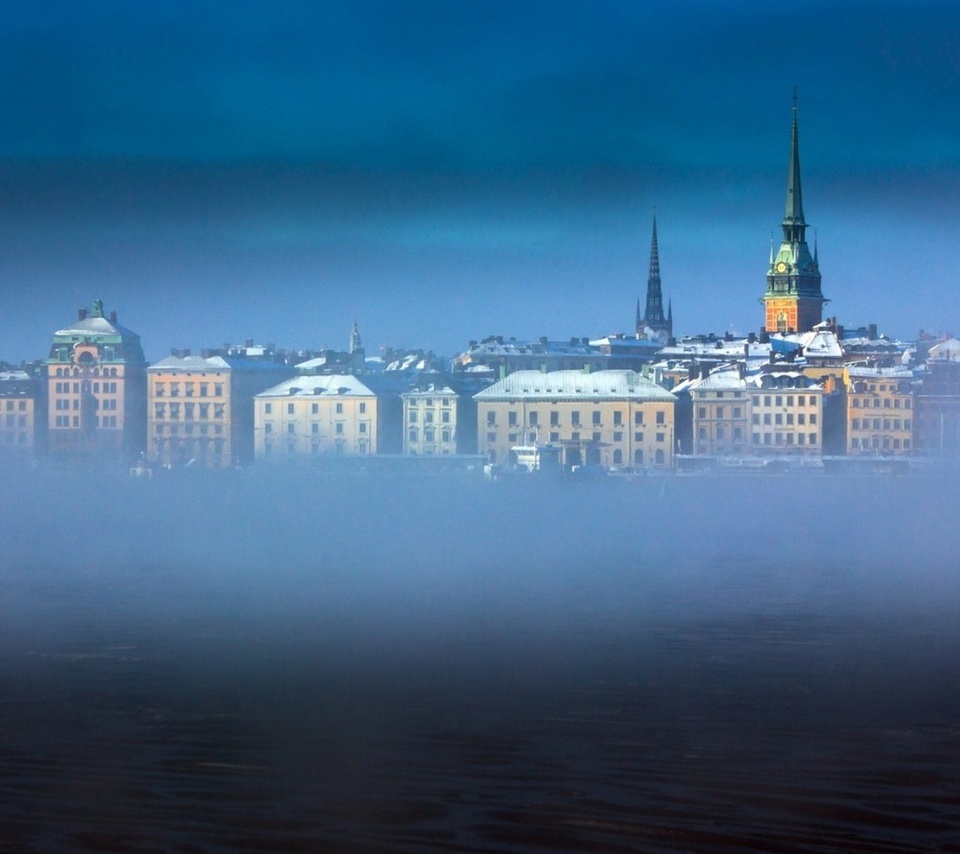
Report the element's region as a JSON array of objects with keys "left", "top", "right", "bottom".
[
  {"left": 688, "top": 366, "right": 751, "bottom": 456},
  {"left": 402, "top": 372, "right": 482, "bottom": 456},
  {"left": 474, "top": 369, "right": 676, "bottom": 470},
  {"left": 845, "top": 366, "right": 913, "bottom": 455},
  {"left": 148, "top": 350, "right": 294, "bottom": 468},
  {"left": 45, "top": 300, "right": 146, "bottom": 461},
  {"left": 748, "top": 372, "right": 824, "bottom": 455},
  {"left": 254, "top": 374, "right": 403, "bottom": 460}
]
